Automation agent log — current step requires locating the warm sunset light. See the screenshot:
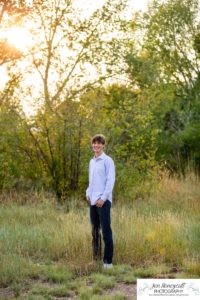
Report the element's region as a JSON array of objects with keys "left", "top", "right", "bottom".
[
  {"left": 2, "top": 26, "right": 33, "bottom": 52},
  {"left": 0, "top": 0, "right": 199, "bottom": 296}
]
